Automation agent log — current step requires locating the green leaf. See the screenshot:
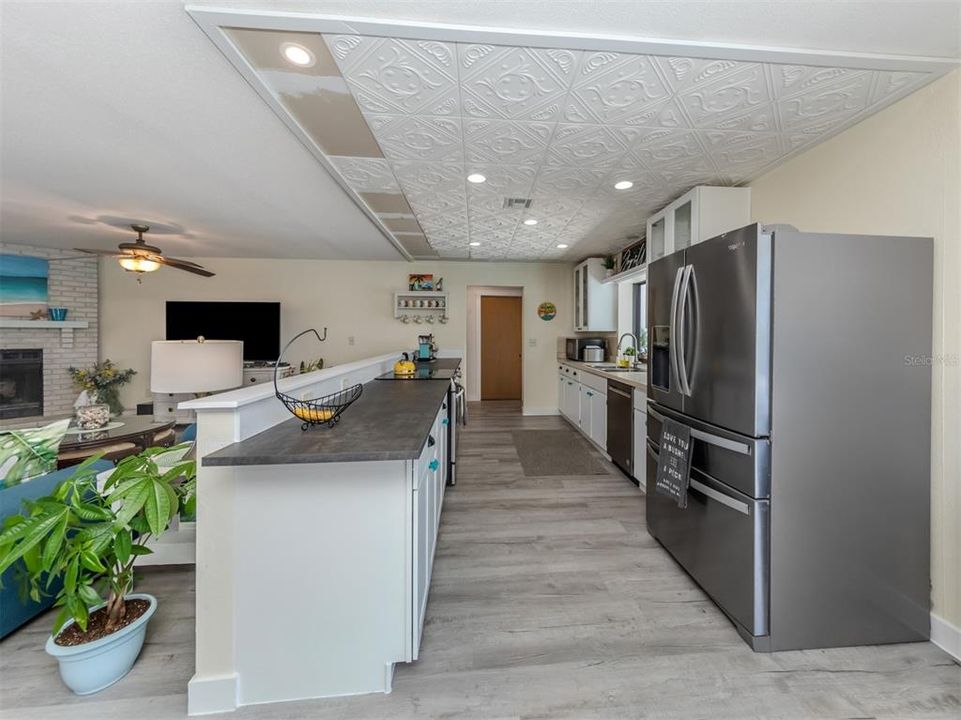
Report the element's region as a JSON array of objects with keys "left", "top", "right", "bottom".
[
  {"left": 130, "top": 543, "right": 153, "bottom": 556},
  {"left": 79, "top": 550, "right": 106, "bottom": 574},
  {"left": 0, "top": 512, "right": 65, "bottom": 576},
  {"left": 52, "top": 605, "right": 72, "bottom": 635},
  {"left": 114, "top": 530, "right": 132, "bottom": 566},
  {"left": 113, "top": 481, "right": 150, "bottom": 528},
  {"left": 71, "top": 502, "right": 111, "bottom": 521},
  {"left": 66, "top": 594, "right": 89, "bottom": 633},
  {"left": 40, "top": 512, "right": 69, "bottom": 572},
  {"left": 144, "top": 479, "right": 171, "bottom": 537},
  {"left": 64, "top": 555, "right": 79, "bottom": 595},
  {"left": 77, "top": 584, "right": 101, "bottom": 607}
]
